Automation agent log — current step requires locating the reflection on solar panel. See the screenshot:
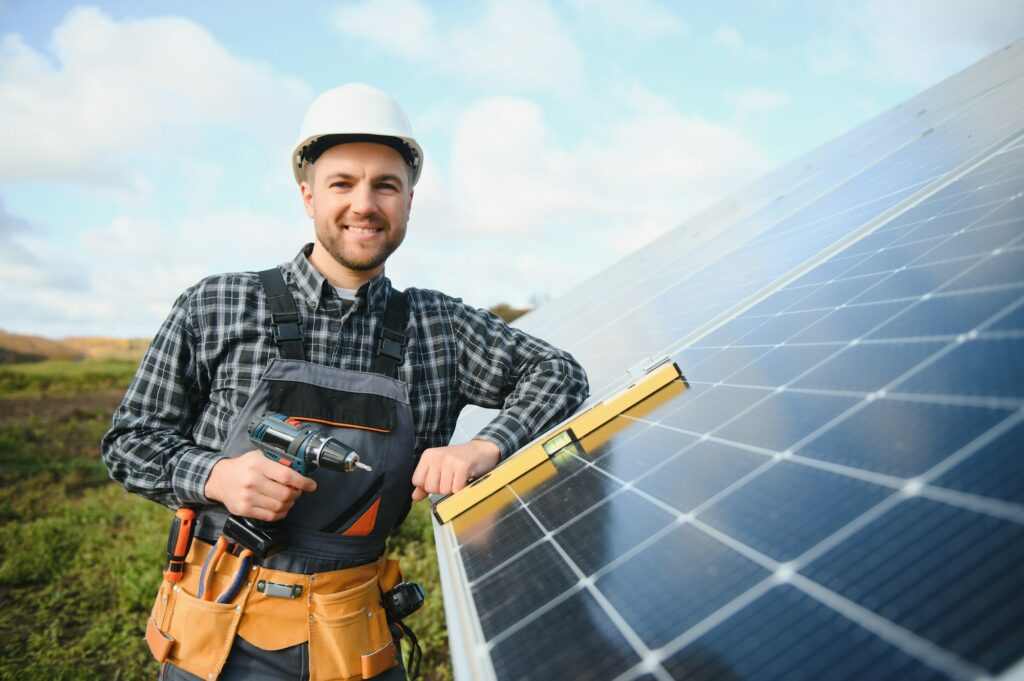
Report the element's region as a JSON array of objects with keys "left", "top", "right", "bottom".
[{"left": 433, "top": 41, "right": 1024, "bottom": 681}]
